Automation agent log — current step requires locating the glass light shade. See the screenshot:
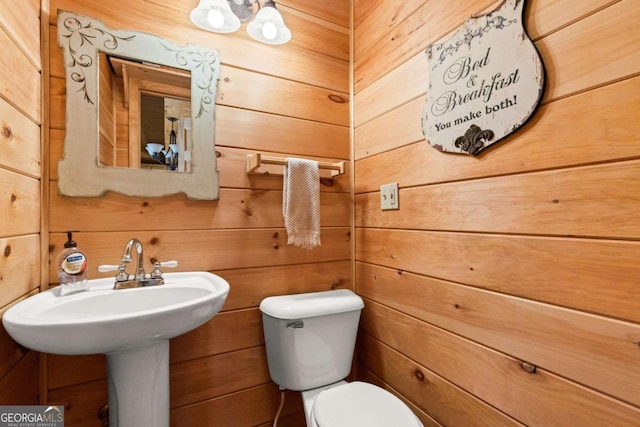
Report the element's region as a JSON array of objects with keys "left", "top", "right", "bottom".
[
  {"left": 247, "top": 4, "right": 291, "bottom": 45},
  {"left": 190, "top": 0, "right": 241, "bottom": 34},
  {"left": 207, "top": 9, "right": 225, "bottom": 28}
]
